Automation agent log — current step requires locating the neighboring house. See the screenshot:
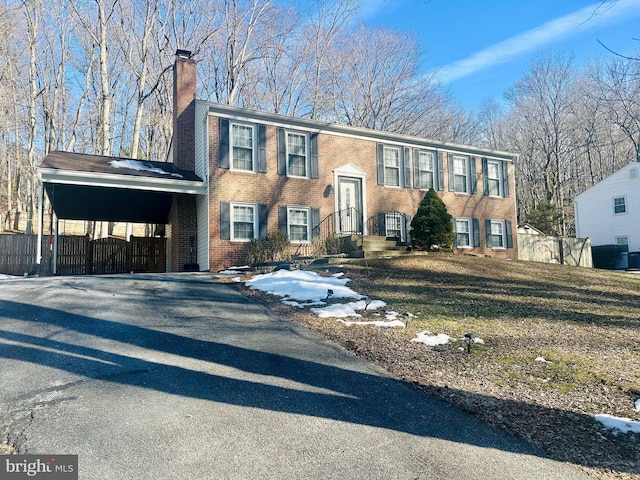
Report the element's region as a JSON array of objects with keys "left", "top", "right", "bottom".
[
  {"left": 37, "top": 51, "right": 518, "bottom": 273},
  {"left": 574, "top": 161, "right": 640, "bottom": 269}
]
